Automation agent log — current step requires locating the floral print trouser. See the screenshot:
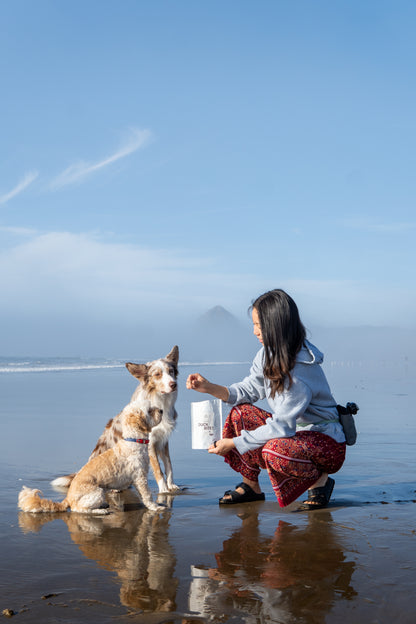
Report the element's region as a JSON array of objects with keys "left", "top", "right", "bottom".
[{"left": 222, "top": 403, "right": 346, "bottom": 507}]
